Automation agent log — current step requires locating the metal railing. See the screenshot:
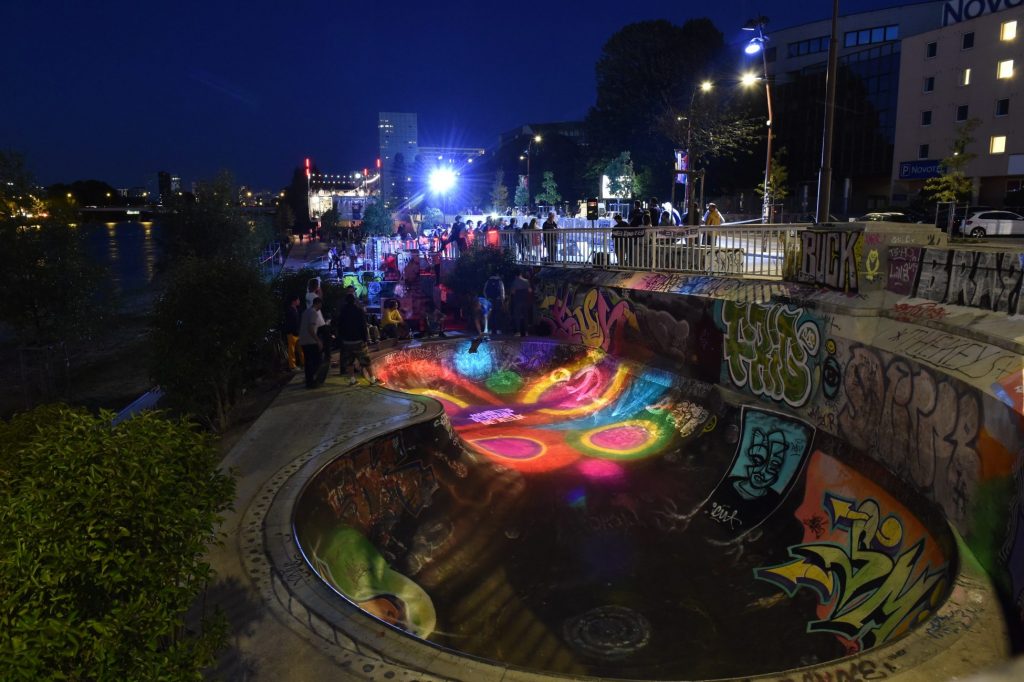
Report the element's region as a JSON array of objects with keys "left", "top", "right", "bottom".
[{"left": 366, "top": 225, "right": 800, "bottom": 279}]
